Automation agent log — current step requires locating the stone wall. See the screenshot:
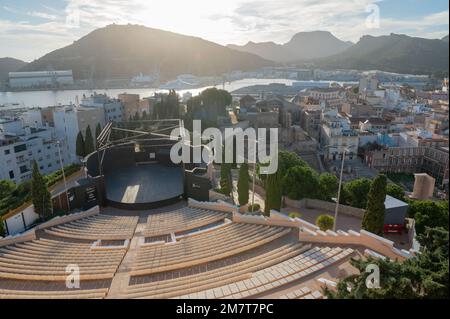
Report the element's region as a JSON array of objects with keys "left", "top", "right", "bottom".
[
  {"left": 0, "top": 229, "right": 36, "bottom": 248},
  {"left": 284, "top": 197, "right": 365, "bottom": 218},
  {"left": 208, "top": 190, "right": 231, "bottom": 202},
  {"left": 34, "top": 206, "right": 100, "bottom": 231},
  {"left": 188, "top": 198, "right": 237, "bottom": 214}
]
